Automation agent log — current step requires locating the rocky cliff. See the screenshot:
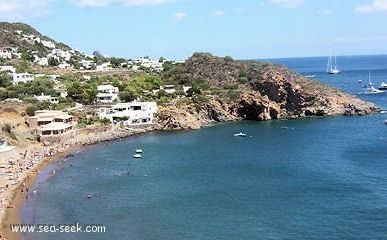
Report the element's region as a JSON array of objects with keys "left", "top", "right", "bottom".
[{"left": 156, "top": 53, "right": 378, "bottom": 130}]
